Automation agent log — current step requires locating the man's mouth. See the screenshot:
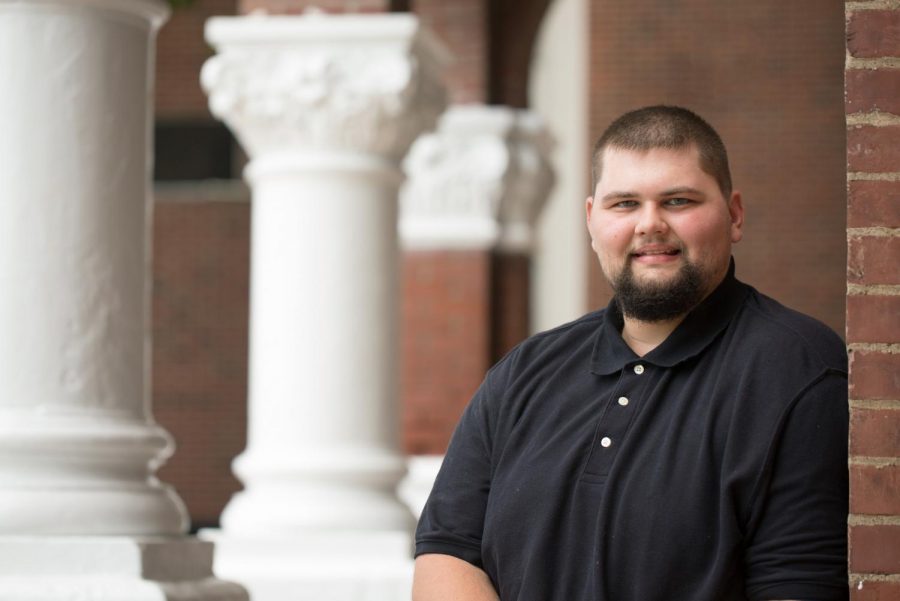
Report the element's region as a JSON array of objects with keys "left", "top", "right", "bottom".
[{"left": 631, "top": 246, "right": 681, "bottom": 258}]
